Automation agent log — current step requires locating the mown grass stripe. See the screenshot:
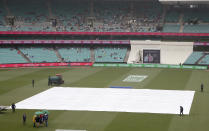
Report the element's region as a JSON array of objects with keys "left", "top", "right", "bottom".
[
  {"left": 69, "top": 67, "right": 132, "bottom": 87},
  {"left": 0, "top": 68, "right": 70, "bottom": 95},
  {"left": 144, "top": 69, "right": 192, "bottom": 90}
]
